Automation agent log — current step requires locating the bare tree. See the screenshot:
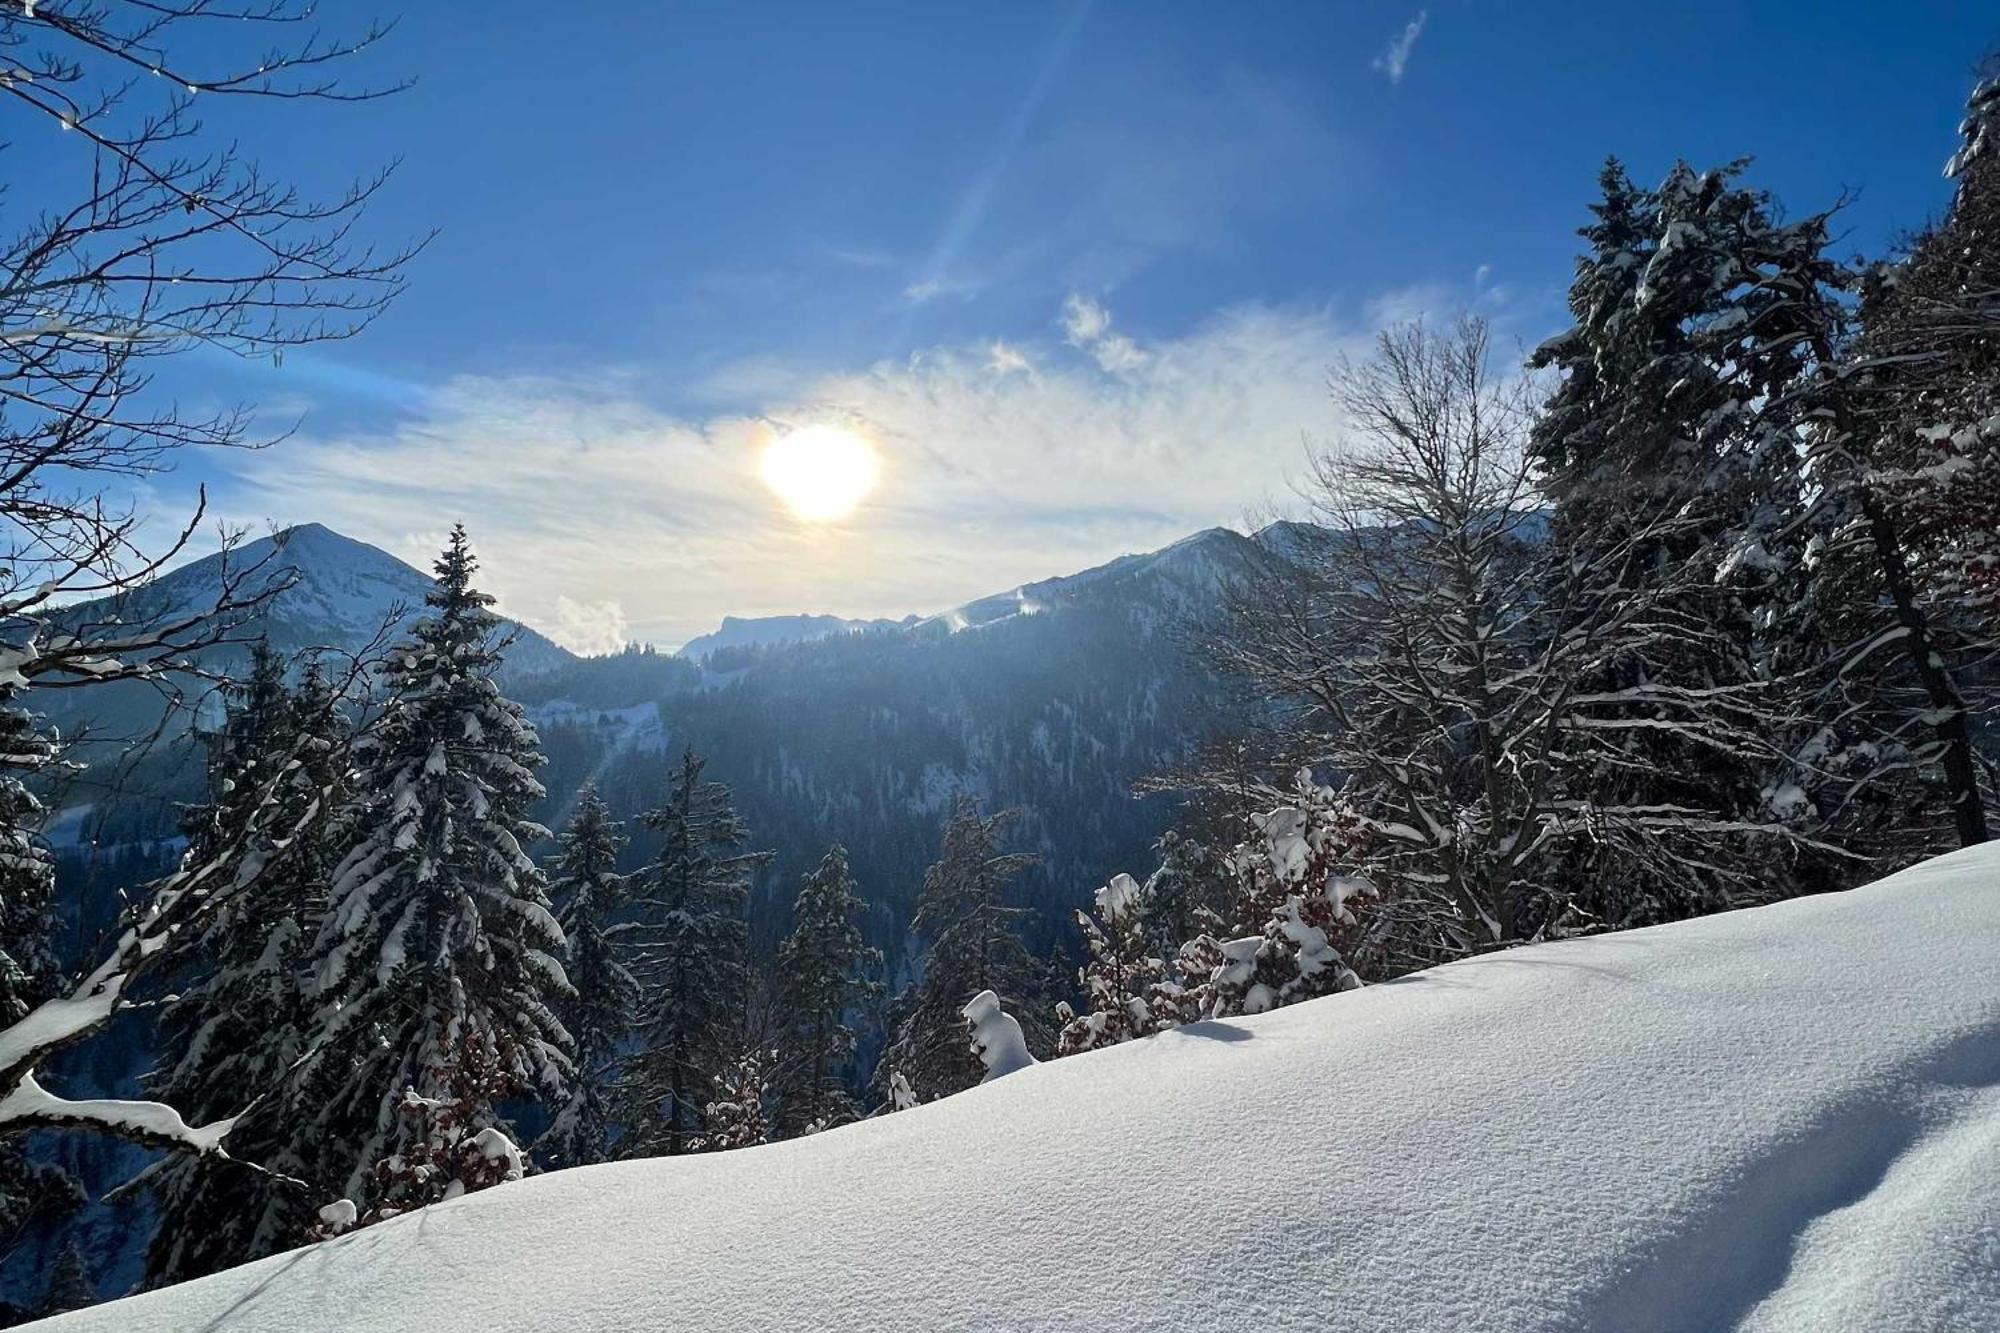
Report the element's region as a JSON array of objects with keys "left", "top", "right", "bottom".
[
  {"left": 0, "top": 2, "right": 414, "bottom": 1159},
  {"left": 1213, "top": 318, "right": 1836, "bottom": 969}
]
